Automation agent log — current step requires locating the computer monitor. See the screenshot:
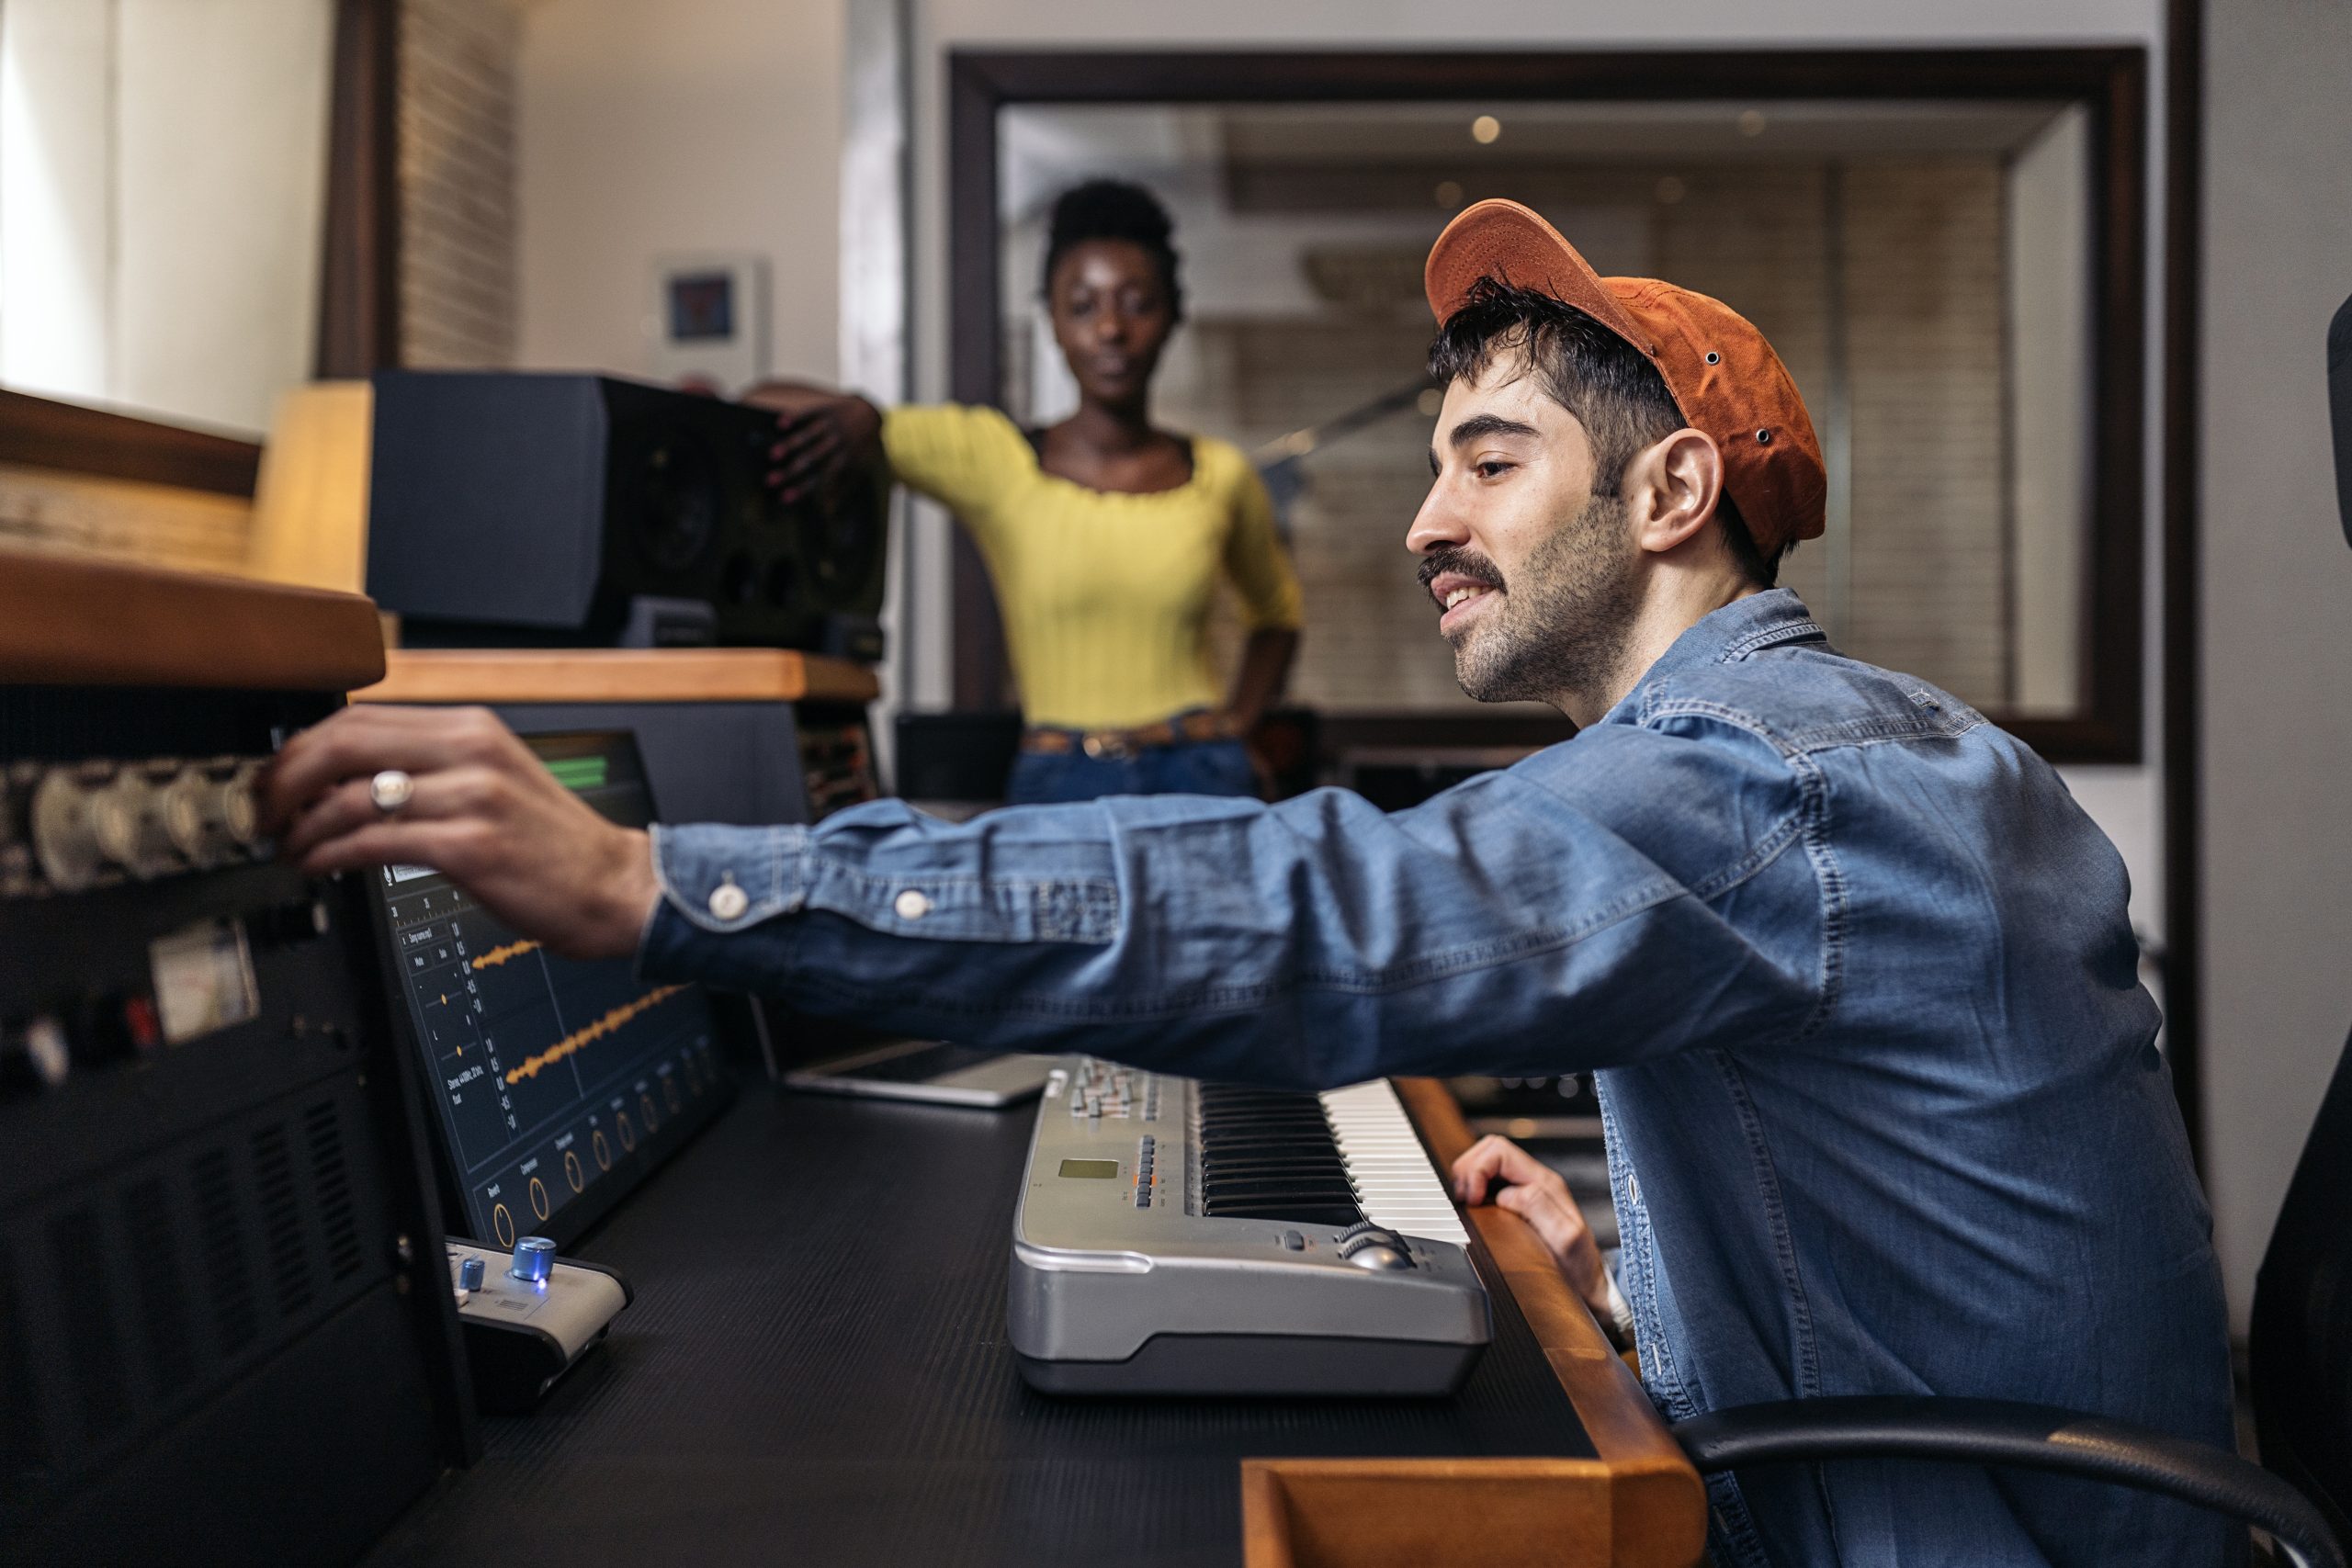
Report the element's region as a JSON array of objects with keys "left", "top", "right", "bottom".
[{"left": 368, "top": 730, "right": 731, "bottom": 1249}]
